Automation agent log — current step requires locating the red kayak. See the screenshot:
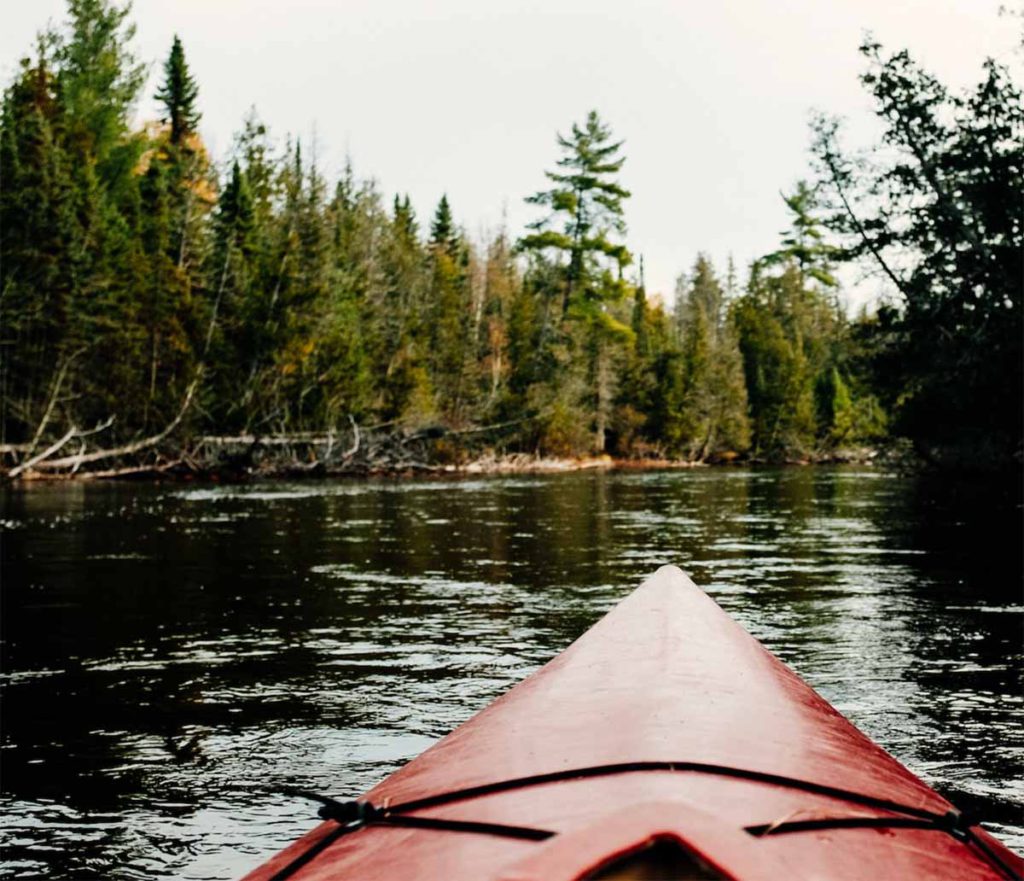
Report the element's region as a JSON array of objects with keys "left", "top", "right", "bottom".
[{"left": 241, "top": 566, "right": 1022, "bottom": 881}]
